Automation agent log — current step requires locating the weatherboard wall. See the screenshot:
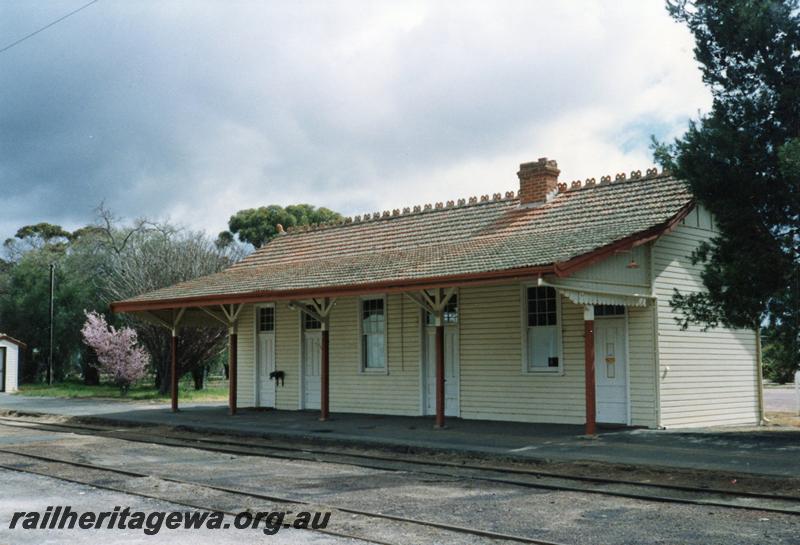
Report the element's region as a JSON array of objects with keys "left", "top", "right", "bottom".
[
  {"left": 0, "top": 340, "right": 19, "bottom": 393},
  {"left": 652, "top": 205, "right": 759, "bottom": 428},
  {"left": 274, "top": 302, "right": 301, "bottom": 410},
  {"left": 232, "top": 279, "right": 659, "bottom": 427},
  {"left": 235, "top": 304, "right": 255, "bottom": 408},
  {"left": 327, "top": 294, "right": 421, "bottom": 415},
  {"left": 233, "top": 302, "right": 300, "bottom": 410},
  {"left": 458, "top": 284, "right": 657, "bottom": 427}
]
